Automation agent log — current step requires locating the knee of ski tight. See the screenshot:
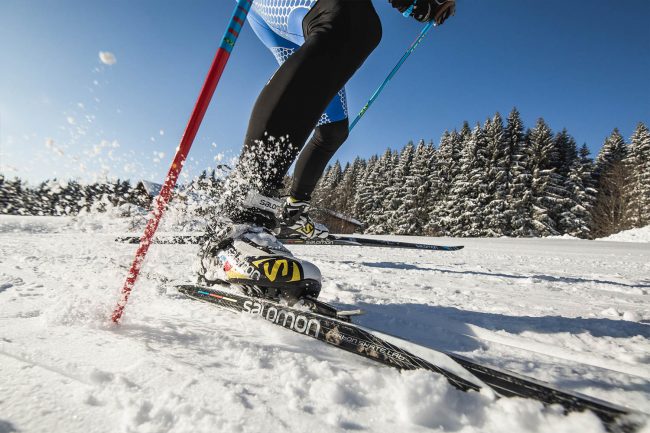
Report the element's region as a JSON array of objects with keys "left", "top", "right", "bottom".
[{"left": 312, "top": 120, "right": 350, "bottom": 153}]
